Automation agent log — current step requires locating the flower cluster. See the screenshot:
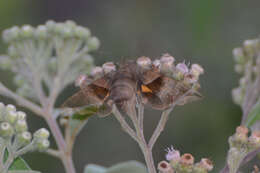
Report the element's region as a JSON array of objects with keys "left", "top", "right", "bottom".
[
  {"left": 227, "top": 126, "right": 260, "bottom": 173},
  {"left": 0, "top": 102, "right": 50, "bottom": 152},
  {"left": 232, "top": 38, "right": 260, "bottom": 106},
  {"left": 158, "top": 146, "right": 213, "bottom": 173},
  {"left": 0, "top": 20, "right": 97, "bottom": 100}
]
